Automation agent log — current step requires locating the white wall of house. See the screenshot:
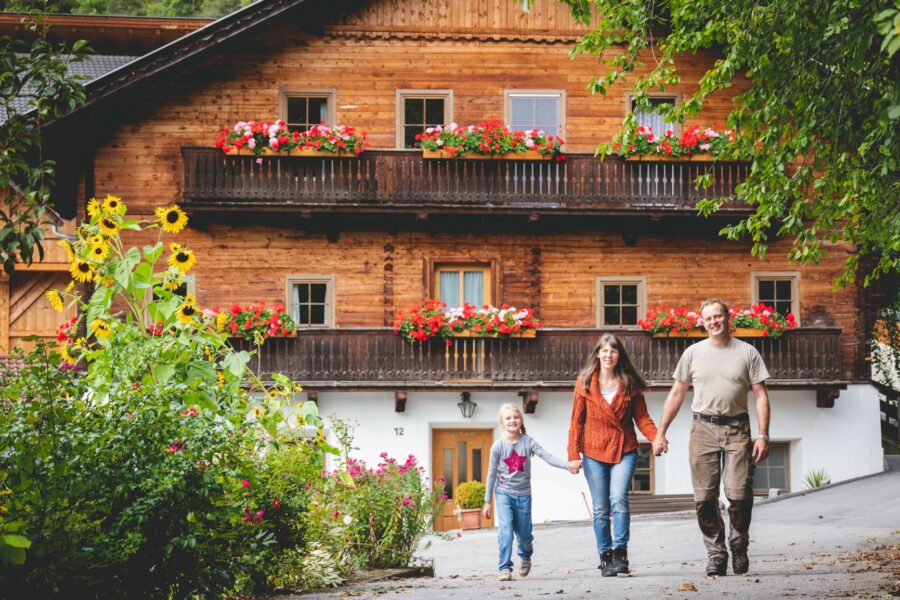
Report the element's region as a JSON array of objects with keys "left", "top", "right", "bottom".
[{"left": 315, "top": 383, "right": 883, "bottom": 524}]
